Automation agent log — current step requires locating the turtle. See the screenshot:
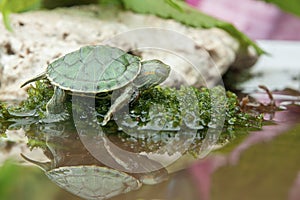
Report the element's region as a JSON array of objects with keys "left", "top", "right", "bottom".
[
  {"left": 21, "top": 153, "right": 169, "bottom": 200},
  {"left": 21, "top": 154, "right": 142, "bottom": 200},
  {"left": 21, "top": 45, "right": 170, "bottom": 125}
]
